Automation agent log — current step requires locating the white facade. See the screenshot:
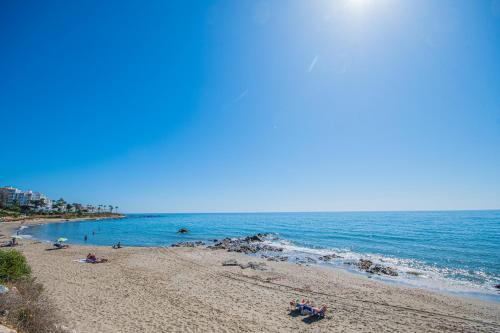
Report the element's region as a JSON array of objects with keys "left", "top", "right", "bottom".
[
  {"left": 0, "top": 186, "right": 52, "bottom": 209},
  {"left": 0, "top": 187, "right": 22, "bottom": 206}
]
